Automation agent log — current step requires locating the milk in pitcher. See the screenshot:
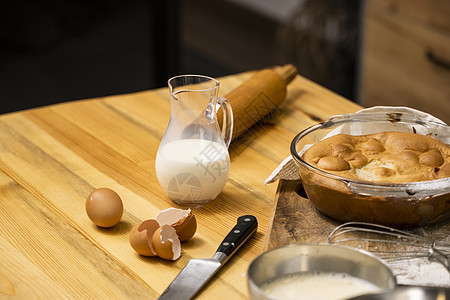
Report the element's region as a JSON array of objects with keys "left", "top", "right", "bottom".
[{"left": 155, "top": 138, "right": 229, "bottom": 204}]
